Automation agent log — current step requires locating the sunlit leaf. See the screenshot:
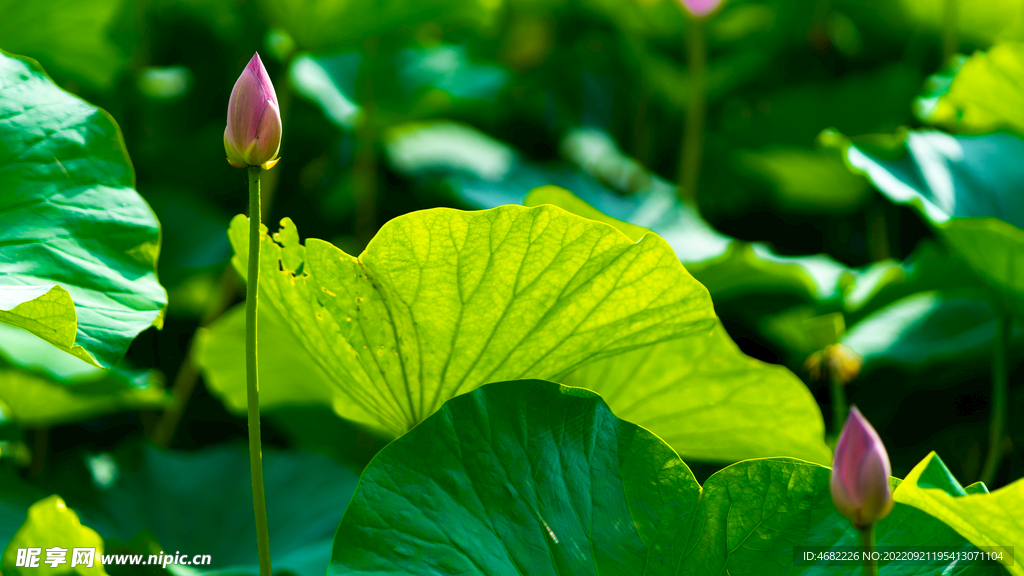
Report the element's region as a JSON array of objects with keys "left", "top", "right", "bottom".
[
  {"left": 564, "top": 322, "right": 831, "bottom": 464},
  {"left": 1, "top": 495, "right": 107, "bottom": 576},
  {"left": 228, "top": 204, "right": 716, "bottom": 437},
  {"left": 917, "top": 43, "right": 1024, "bottom": 135},
  {"left": 194, "top": 302, "right": 344, "bottom": 416},
  {"left": 0, "top": 51, "right": 166, "bottom": 368},
  {"left": 894, "top": 452, "right": 1023, "bottom": 574},
  {"left": 0, "top": 0, "right": 127, "bottom": 89}
]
